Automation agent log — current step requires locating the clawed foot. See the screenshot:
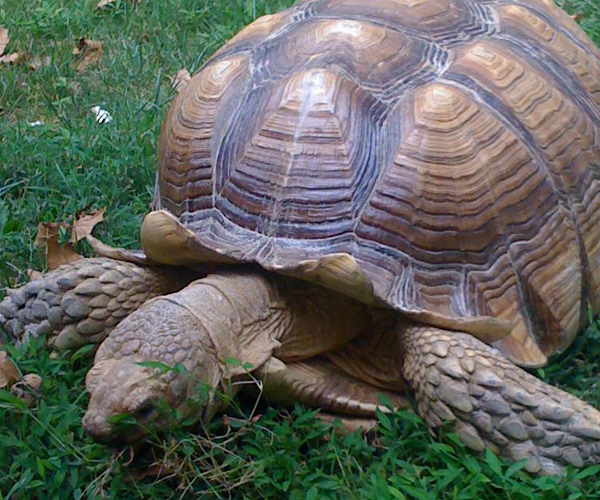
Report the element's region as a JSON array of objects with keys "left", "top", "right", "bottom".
[{"left": 402, "top": 324, "right": 600, "bottom": 474}]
